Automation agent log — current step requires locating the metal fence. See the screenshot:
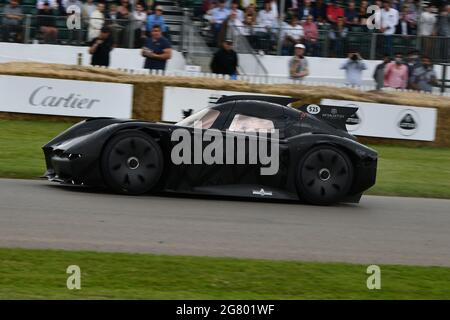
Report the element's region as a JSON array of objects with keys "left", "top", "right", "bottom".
[
  {"left": 0, "top": 13, "right": 173, "bottom": 48},
  {"left": 220, "top": 24, "right": 450, "bottom": 63},
  {"left": 1, "top": 12, "right": 449, "bottom": 63}
]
